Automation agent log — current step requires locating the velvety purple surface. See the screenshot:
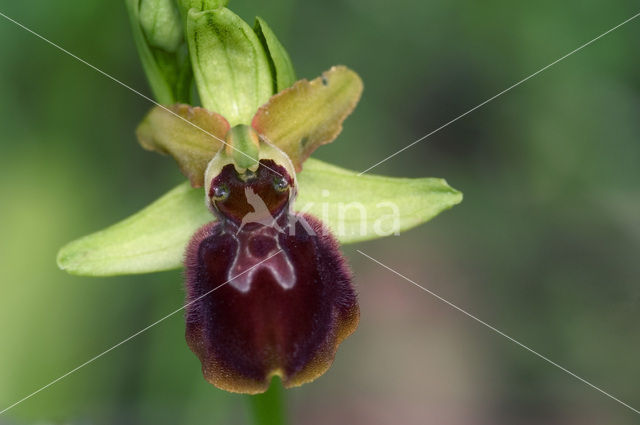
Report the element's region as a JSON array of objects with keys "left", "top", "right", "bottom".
[{"left": 183, "top": 161, "right": 358, "bottom": 392}]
